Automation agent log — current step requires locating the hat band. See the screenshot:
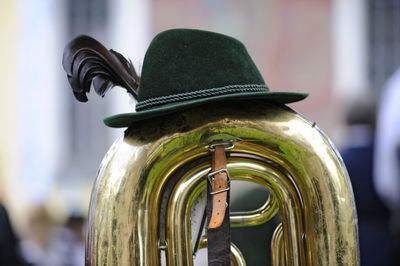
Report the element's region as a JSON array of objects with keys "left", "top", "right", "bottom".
[{"left": 136, "top": 84, "right": 268, "bottom": 111}]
